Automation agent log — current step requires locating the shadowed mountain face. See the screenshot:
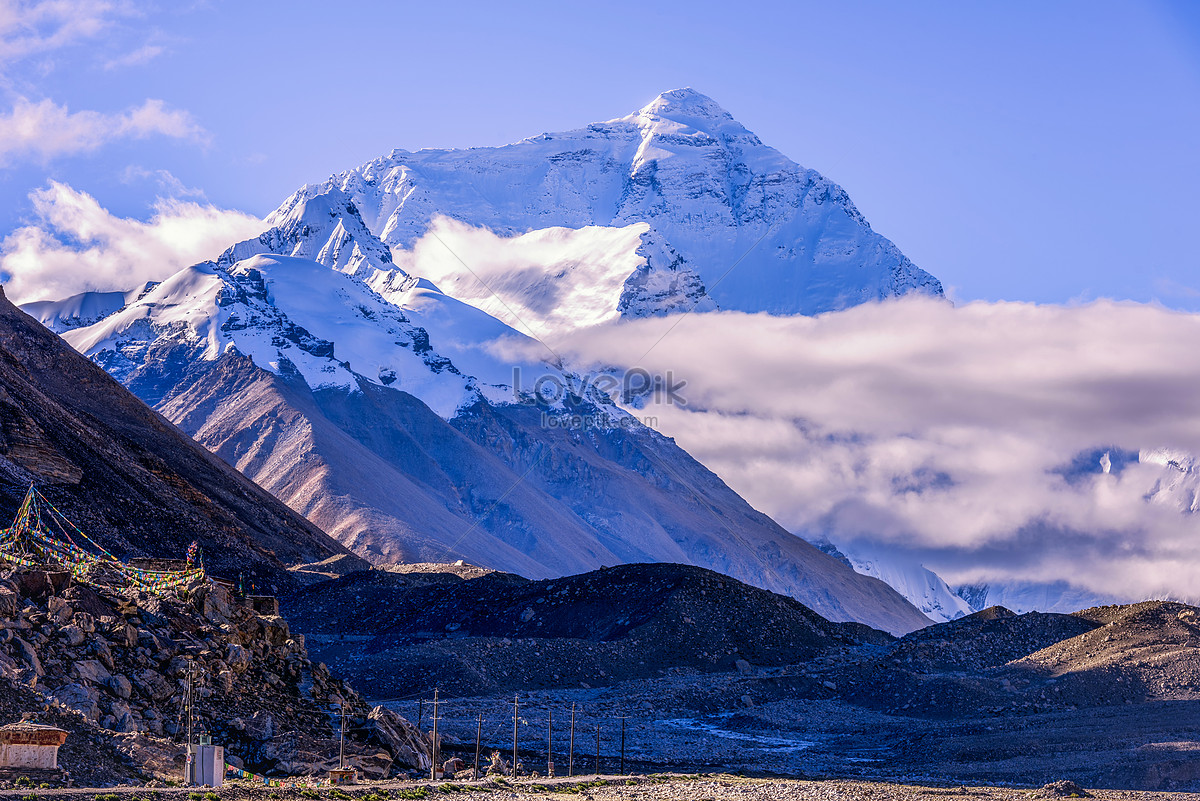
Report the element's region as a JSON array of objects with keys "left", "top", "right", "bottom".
[
  {"left": 0, "top": 289, "right": 362, "bottom": 593},
  {"left": 284, "top": 562, "right": 894, "bottom": 698}
]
